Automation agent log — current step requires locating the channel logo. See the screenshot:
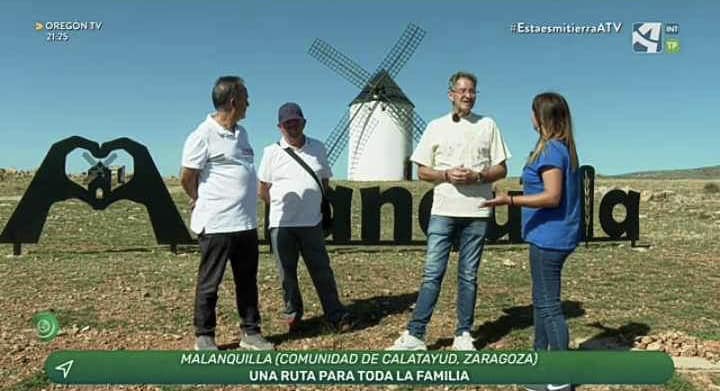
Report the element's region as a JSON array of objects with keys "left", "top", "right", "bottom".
[{"left": 632, "top": 22, "right": 663, "bottom": 53}]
